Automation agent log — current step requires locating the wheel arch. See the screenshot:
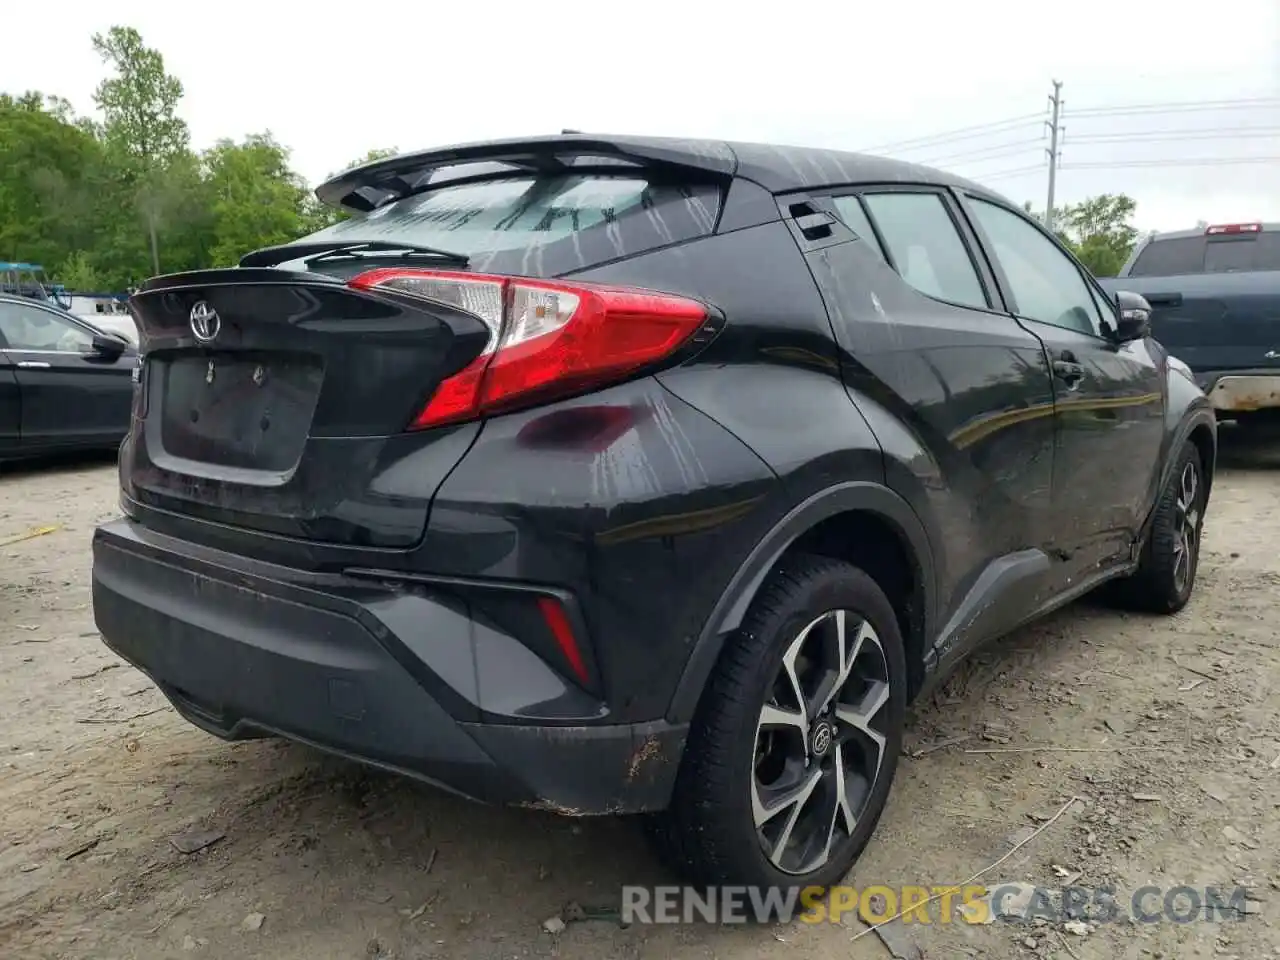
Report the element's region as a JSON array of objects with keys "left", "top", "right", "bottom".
[{"left": 664, "top": 481, "right": 937, "bottom": 724}]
